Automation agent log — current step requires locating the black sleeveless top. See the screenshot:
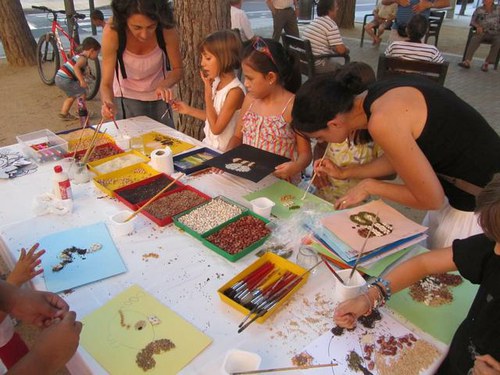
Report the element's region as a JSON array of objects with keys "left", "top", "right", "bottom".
[{"left": 363, "top": 77, "right": 500, "bottom": 211}]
